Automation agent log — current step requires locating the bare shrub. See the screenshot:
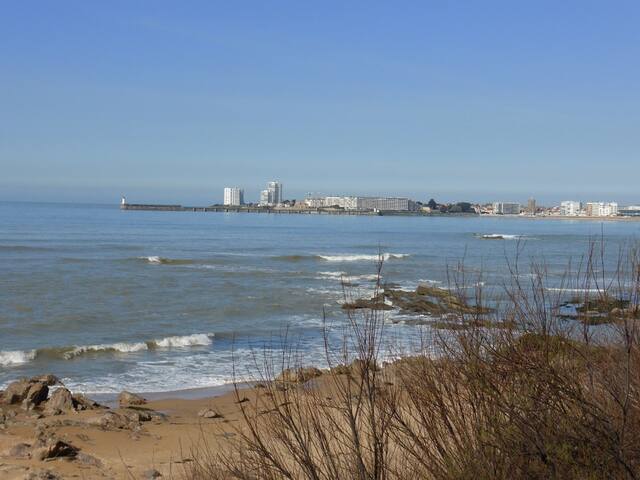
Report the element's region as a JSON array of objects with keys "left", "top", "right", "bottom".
[{"left": 188, "top": 242, "right": 640, "bottom": 480}]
